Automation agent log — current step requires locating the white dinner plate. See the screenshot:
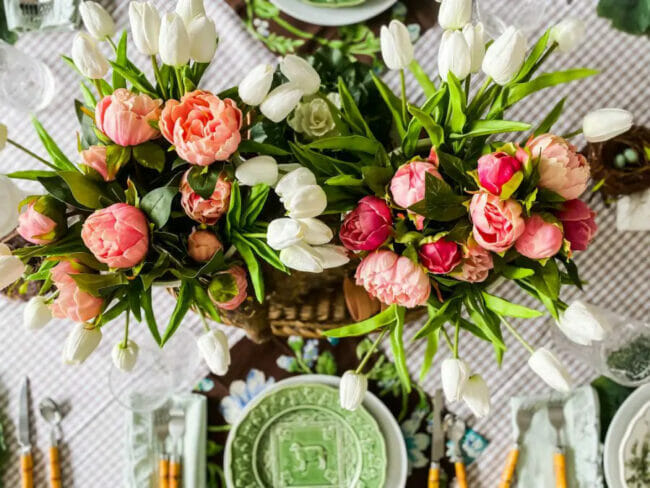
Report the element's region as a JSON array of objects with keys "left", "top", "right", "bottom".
[
  {"left": 270, "top": 0, "right": 398, "bottom": 27},
  {"left": 603, "top": 382, "right": 650, "bottom": 488}
]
